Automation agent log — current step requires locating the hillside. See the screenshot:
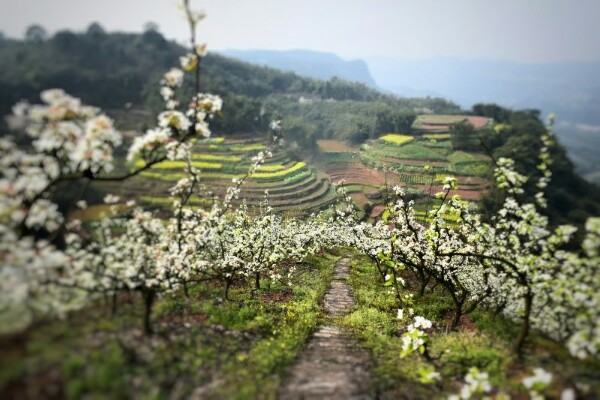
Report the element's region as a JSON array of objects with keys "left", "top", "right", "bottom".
[
  {"left": 366, "top": 56, "right": 600, "bottom": 183},
  {"left": 0, "top": 31, "right": 459, "bottom": 143},
  {"left": 1, "top": 30, "right": 599, "bottom": 231},
  {"left": 219, "top": 49, "right": 379, "bottom": 88},
  {"left": 94, "top": 136, "right": 337, "bottom": 218},
  {"left": 2, "top": 5, "right": 600, "bottom": 399}
]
